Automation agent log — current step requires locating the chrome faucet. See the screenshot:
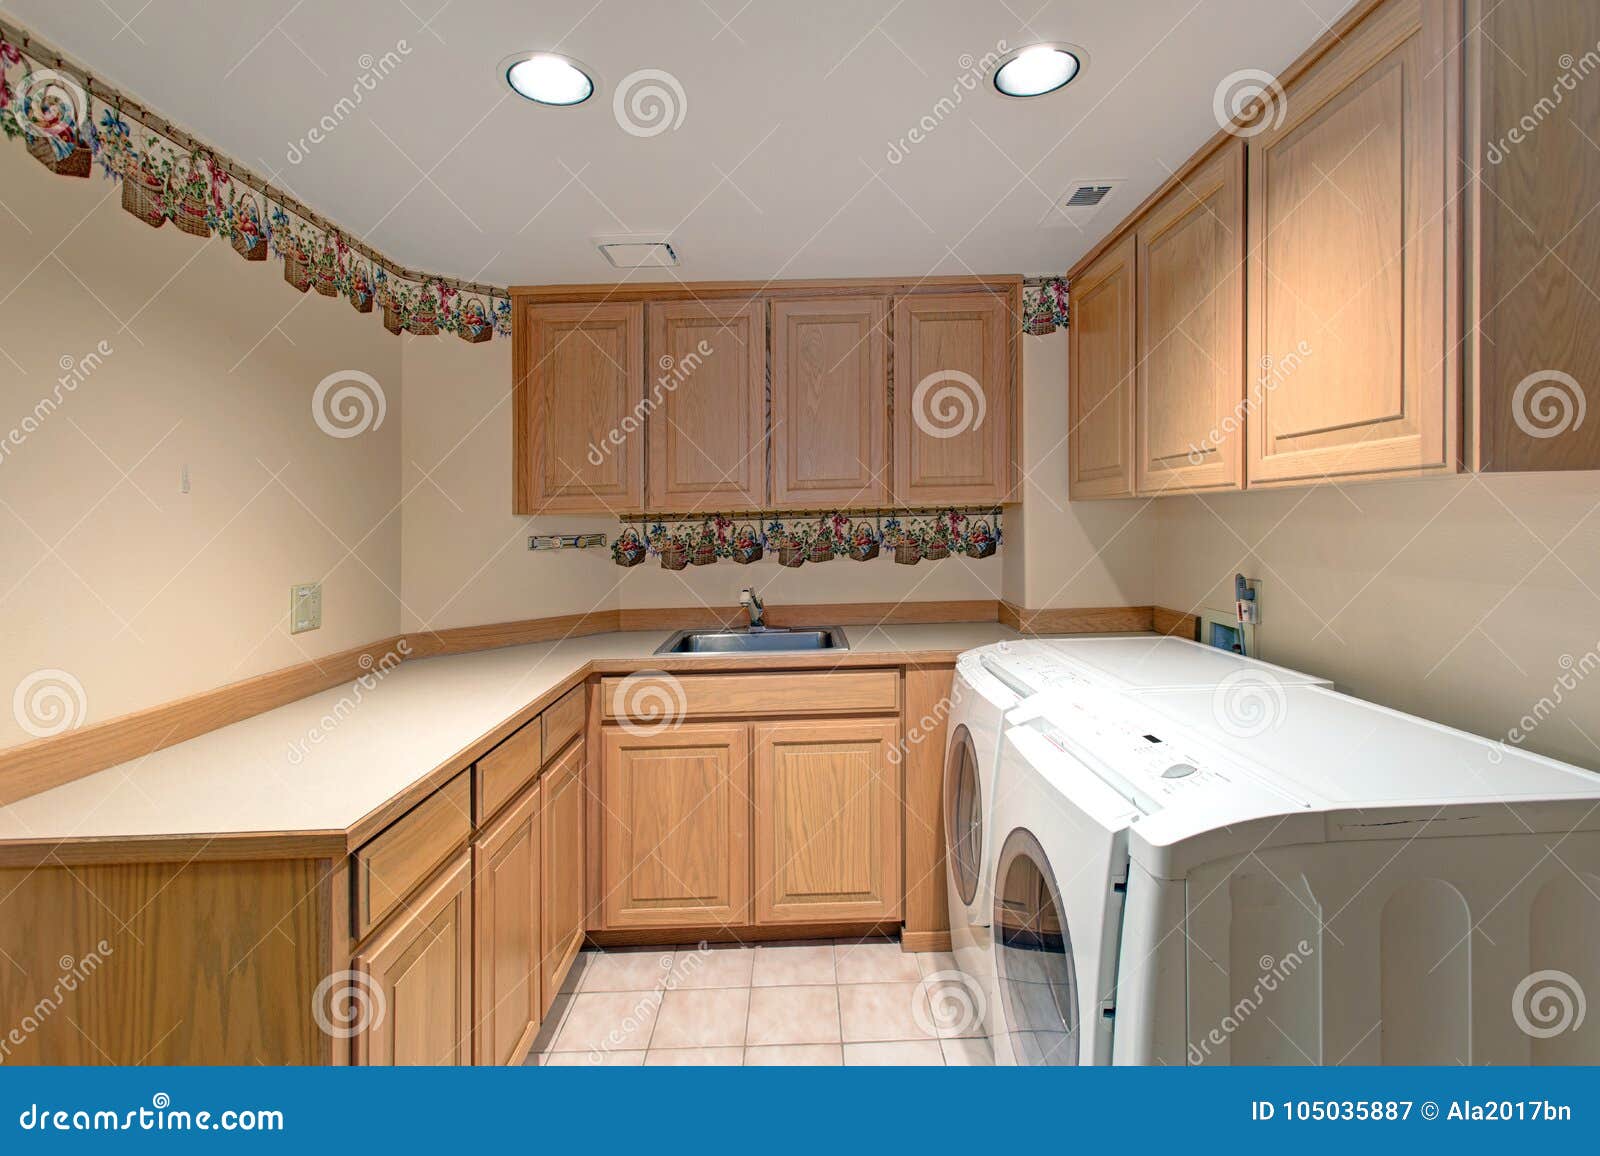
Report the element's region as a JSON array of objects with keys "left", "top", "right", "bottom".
[{"left": 739, "top": 587, "right": 766, "bottom": 630}]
